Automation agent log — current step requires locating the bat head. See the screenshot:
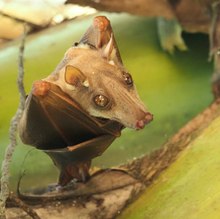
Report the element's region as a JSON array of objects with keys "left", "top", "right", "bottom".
[{"left": 45, "top": 16, "right": 153, "bottom": 130}]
